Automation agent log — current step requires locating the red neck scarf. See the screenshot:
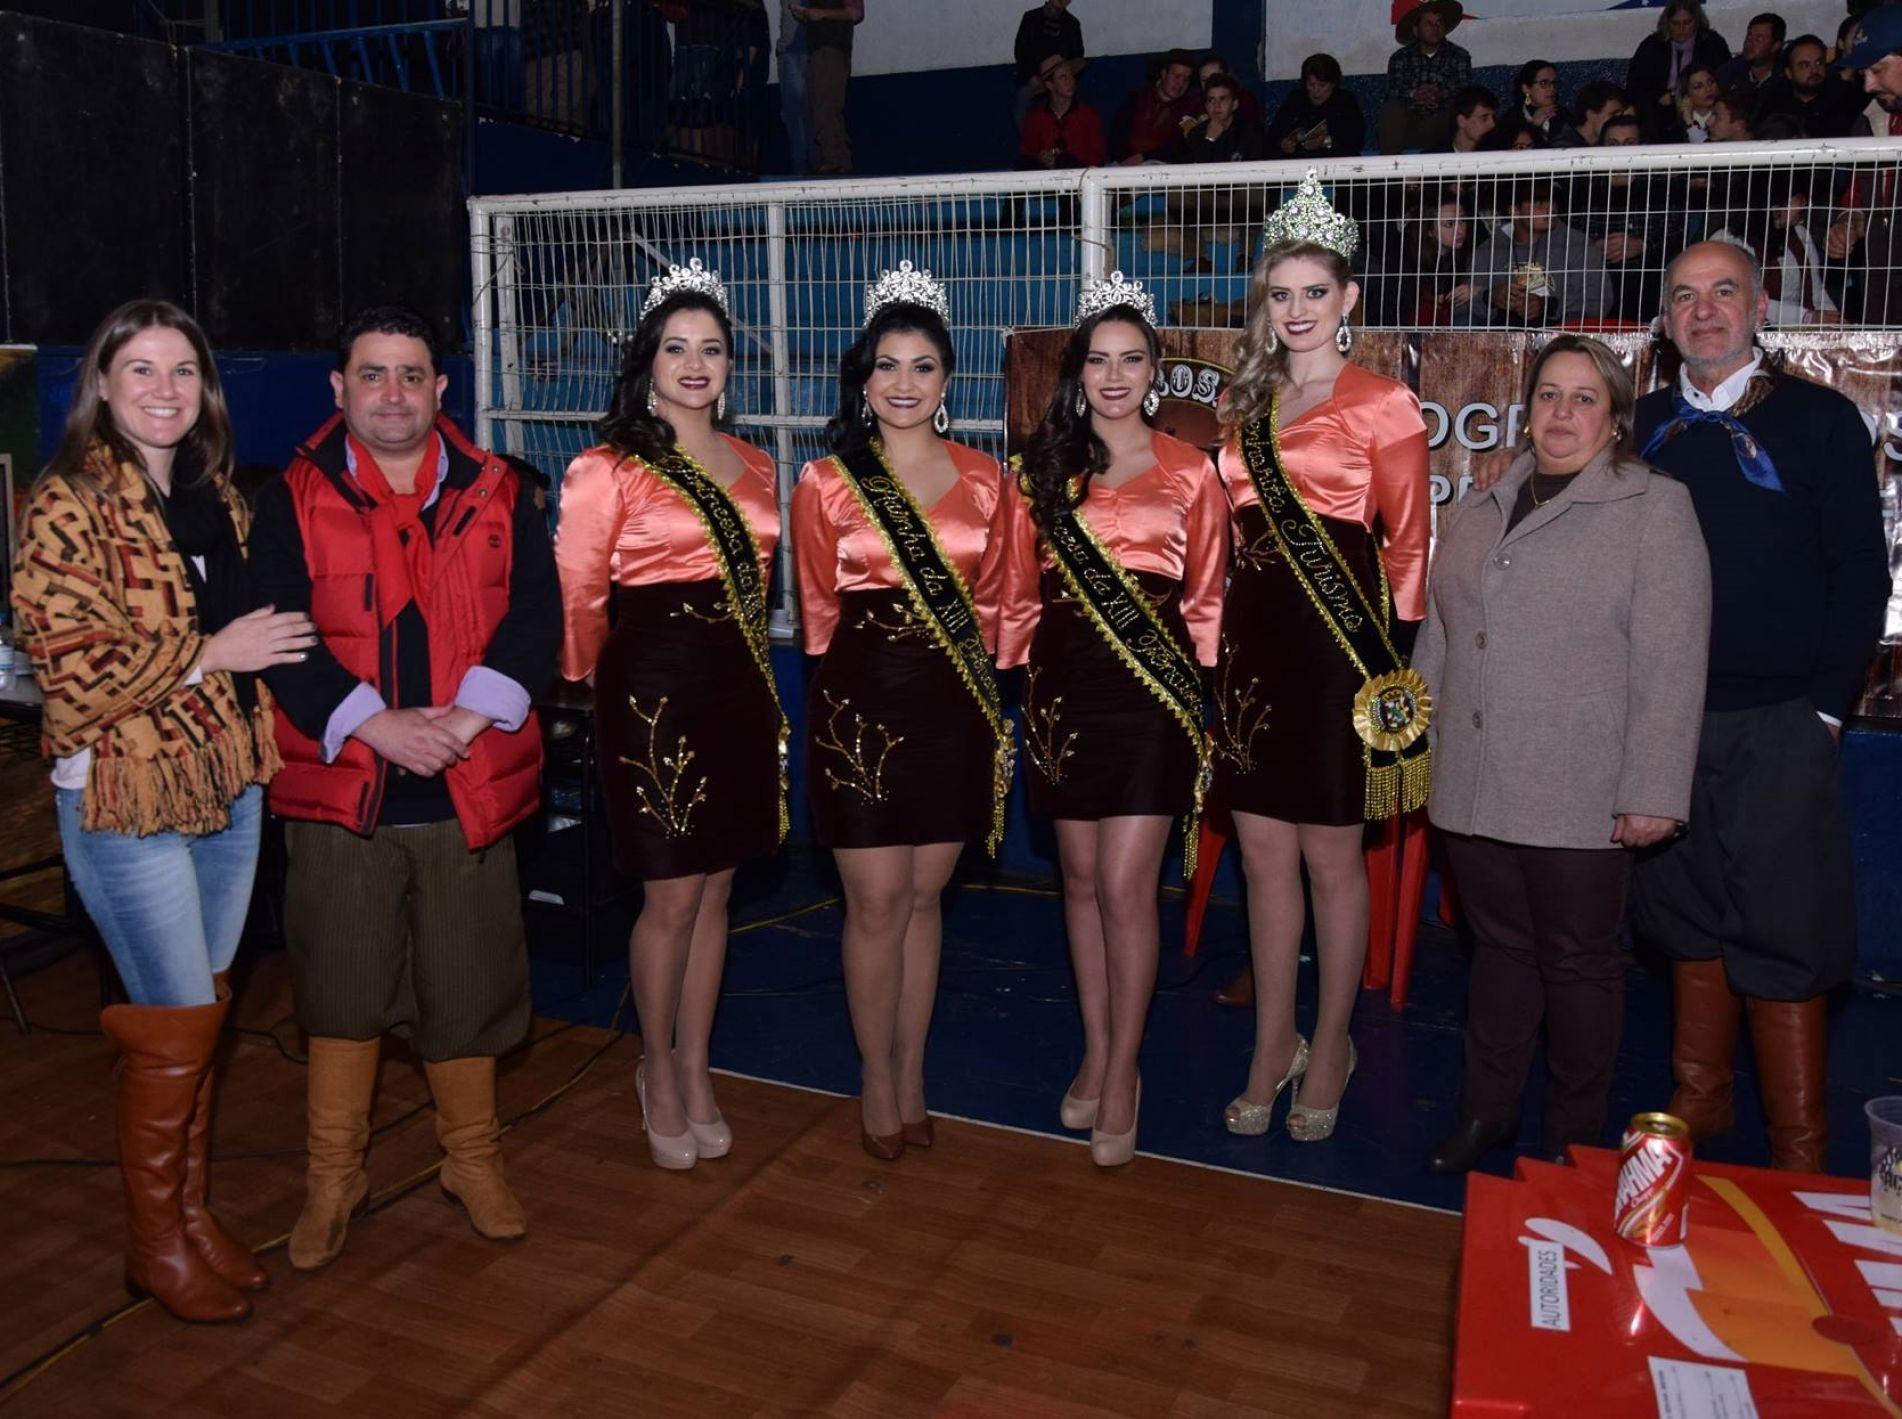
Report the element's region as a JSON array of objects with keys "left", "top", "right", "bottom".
[{"left": 348, "top": 431, "right": 441, "bottom": 626}]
